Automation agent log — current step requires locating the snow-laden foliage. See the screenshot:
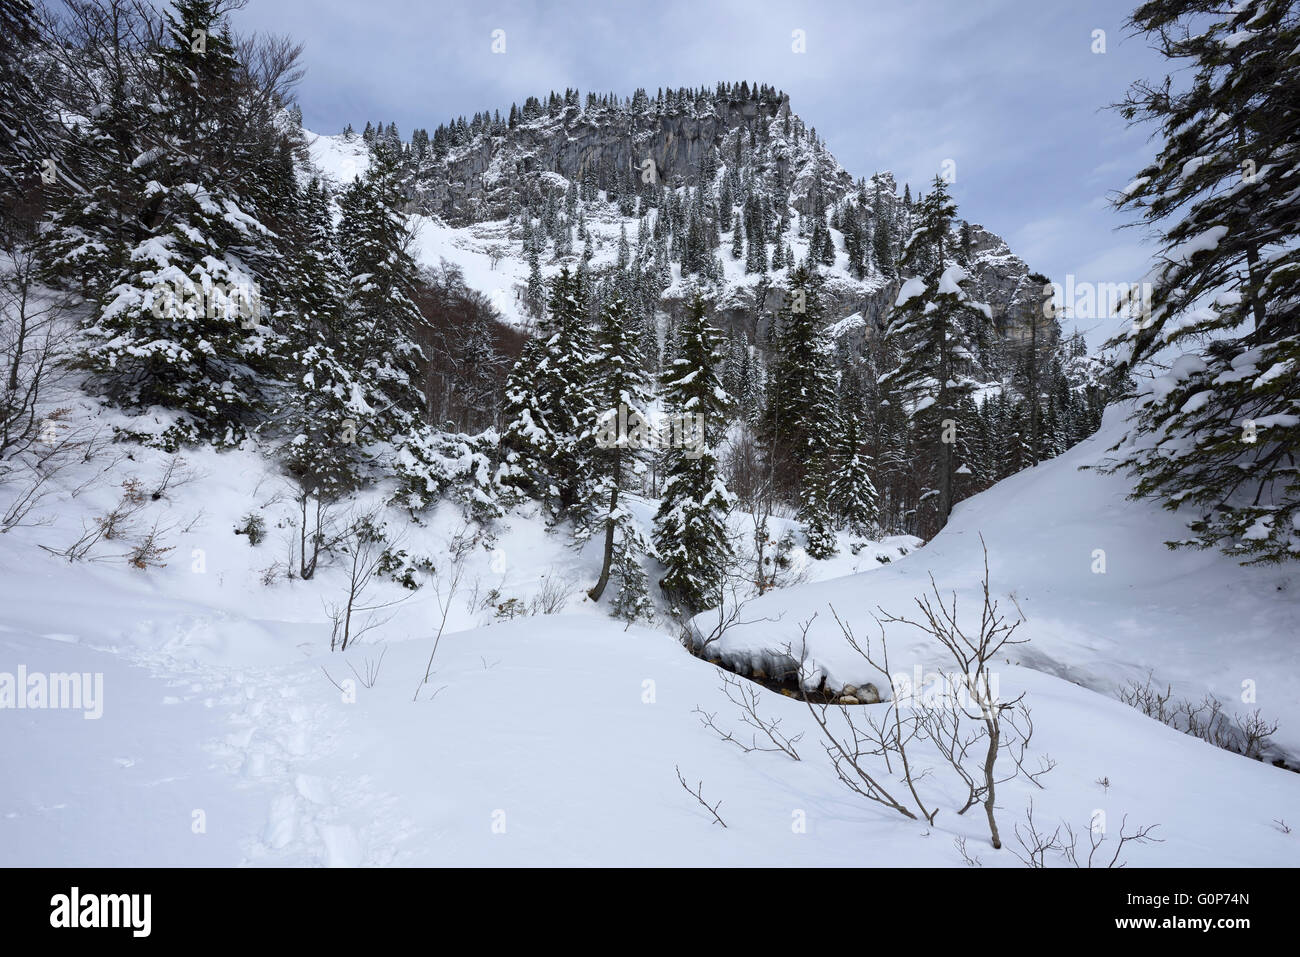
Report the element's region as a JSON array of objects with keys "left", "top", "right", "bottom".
[
  {"left": 1102, "top": 0, "right": 1300, "bottom": 563},
  {"left": 653, "top": 290, "right": 735, "bottom": 613}
]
